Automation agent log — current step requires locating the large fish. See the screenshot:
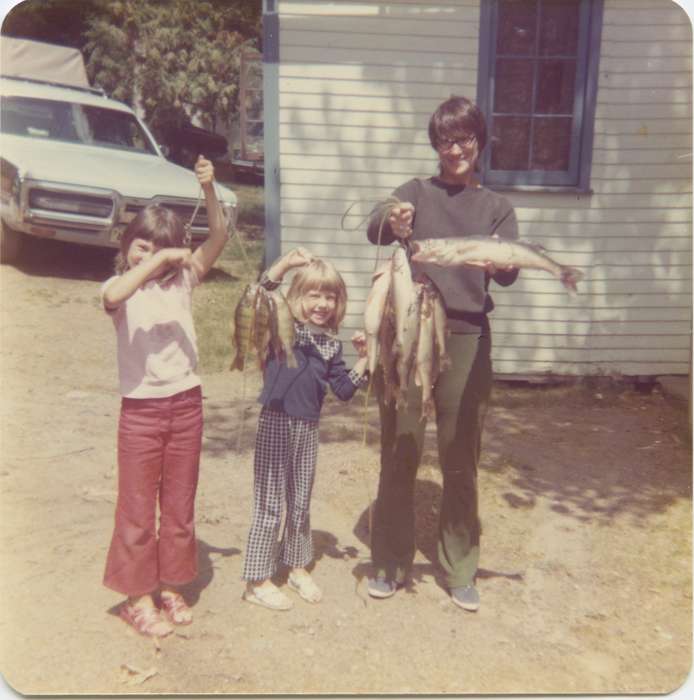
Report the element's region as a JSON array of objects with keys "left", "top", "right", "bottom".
[
  {"left": 391, "top": 247, "right": 422, "bottom": 407},
  {"left": 364, "top": 260, "right": 393, "bottom": 375},
  {"left": 414, "top": 283, "right": 436, "bottom": 420},
  {"left": 230, "top": 283, "right": 261, "bottom": 371},
  {"left": 377, "top": 289, "right": 398, "bottom": 406},
  {"left": 268, "top": 290, "right": 297, "bottom": 368},
  {"left": 429, "top": 281, "right": 451, "bottom": 374},
  {"left": 411, "top": 236, "right": 584, "bottom": 294}
]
